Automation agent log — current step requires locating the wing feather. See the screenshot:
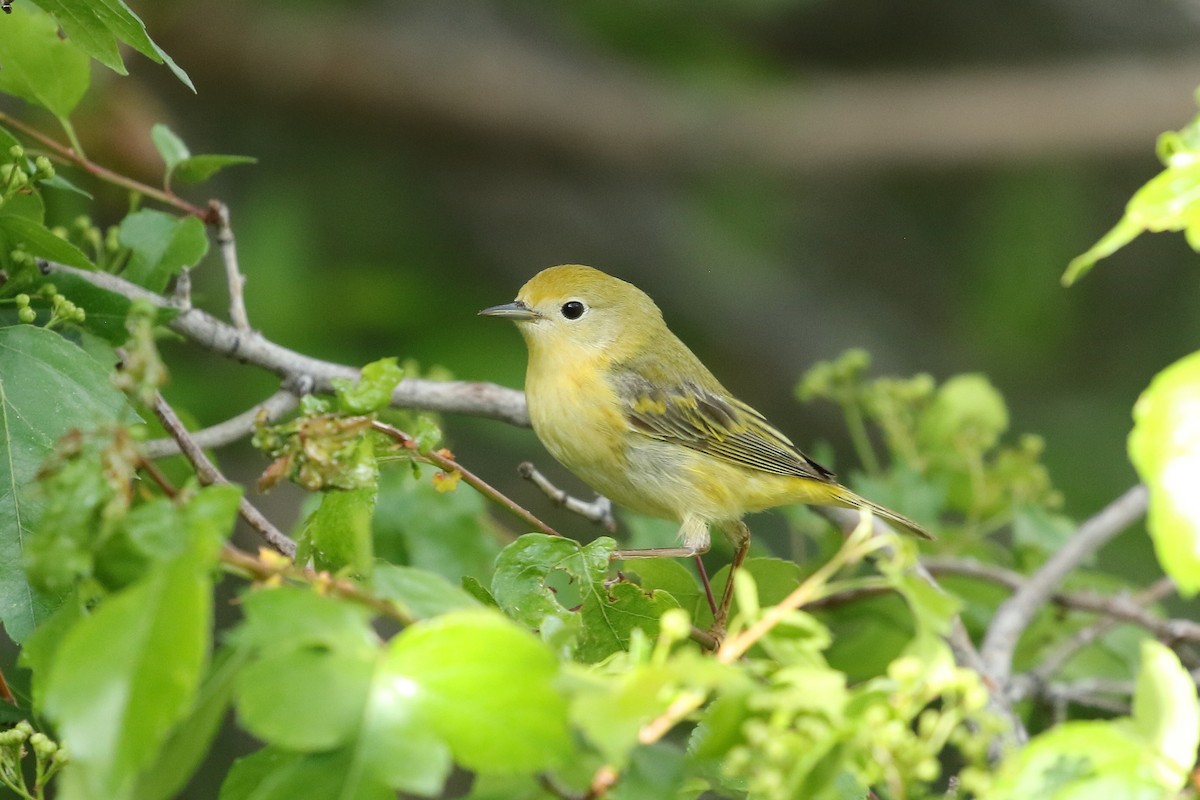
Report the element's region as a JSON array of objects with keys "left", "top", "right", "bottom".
[{"left": 619, "top": 376, "right": 836, "bottom": 483}]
